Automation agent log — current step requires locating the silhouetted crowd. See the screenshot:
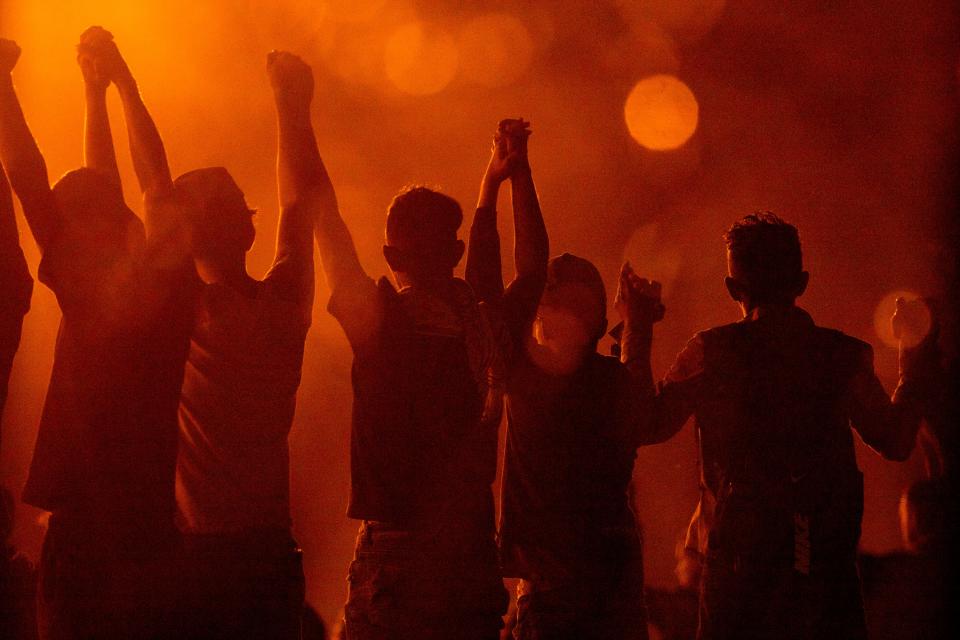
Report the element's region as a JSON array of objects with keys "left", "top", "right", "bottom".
[{"left": 0, "top": 28, "right": 956, "bottom": 640}]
